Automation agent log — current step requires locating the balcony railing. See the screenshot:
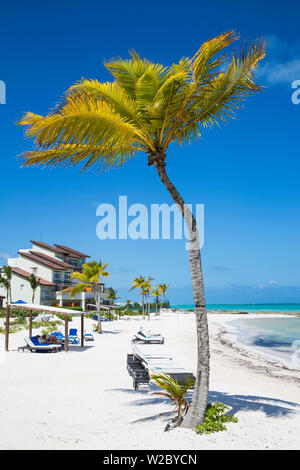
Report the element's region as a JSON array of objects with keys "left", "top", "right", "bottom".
[{"left": 52, "top": 280, "right": 104, "bottom": 293}]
